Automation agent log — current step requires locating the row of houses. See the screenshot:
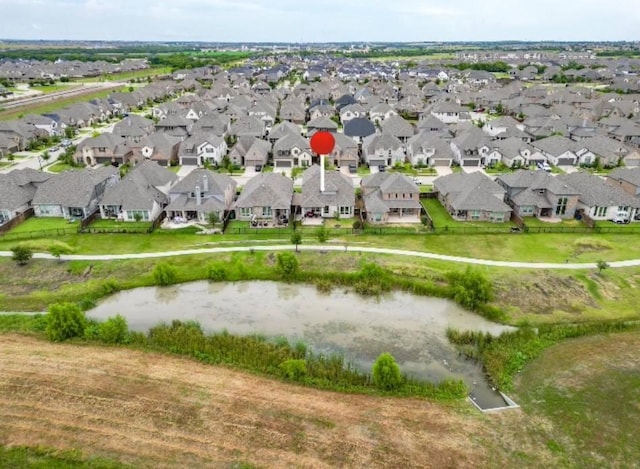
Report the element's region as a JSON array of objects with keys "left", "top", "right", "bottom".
[
  {"left": 0, "top": 161, "right": 422, "bottom": 229},
  {"left": 434, "top": 168, "right": 640, "bottom": 223}
]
